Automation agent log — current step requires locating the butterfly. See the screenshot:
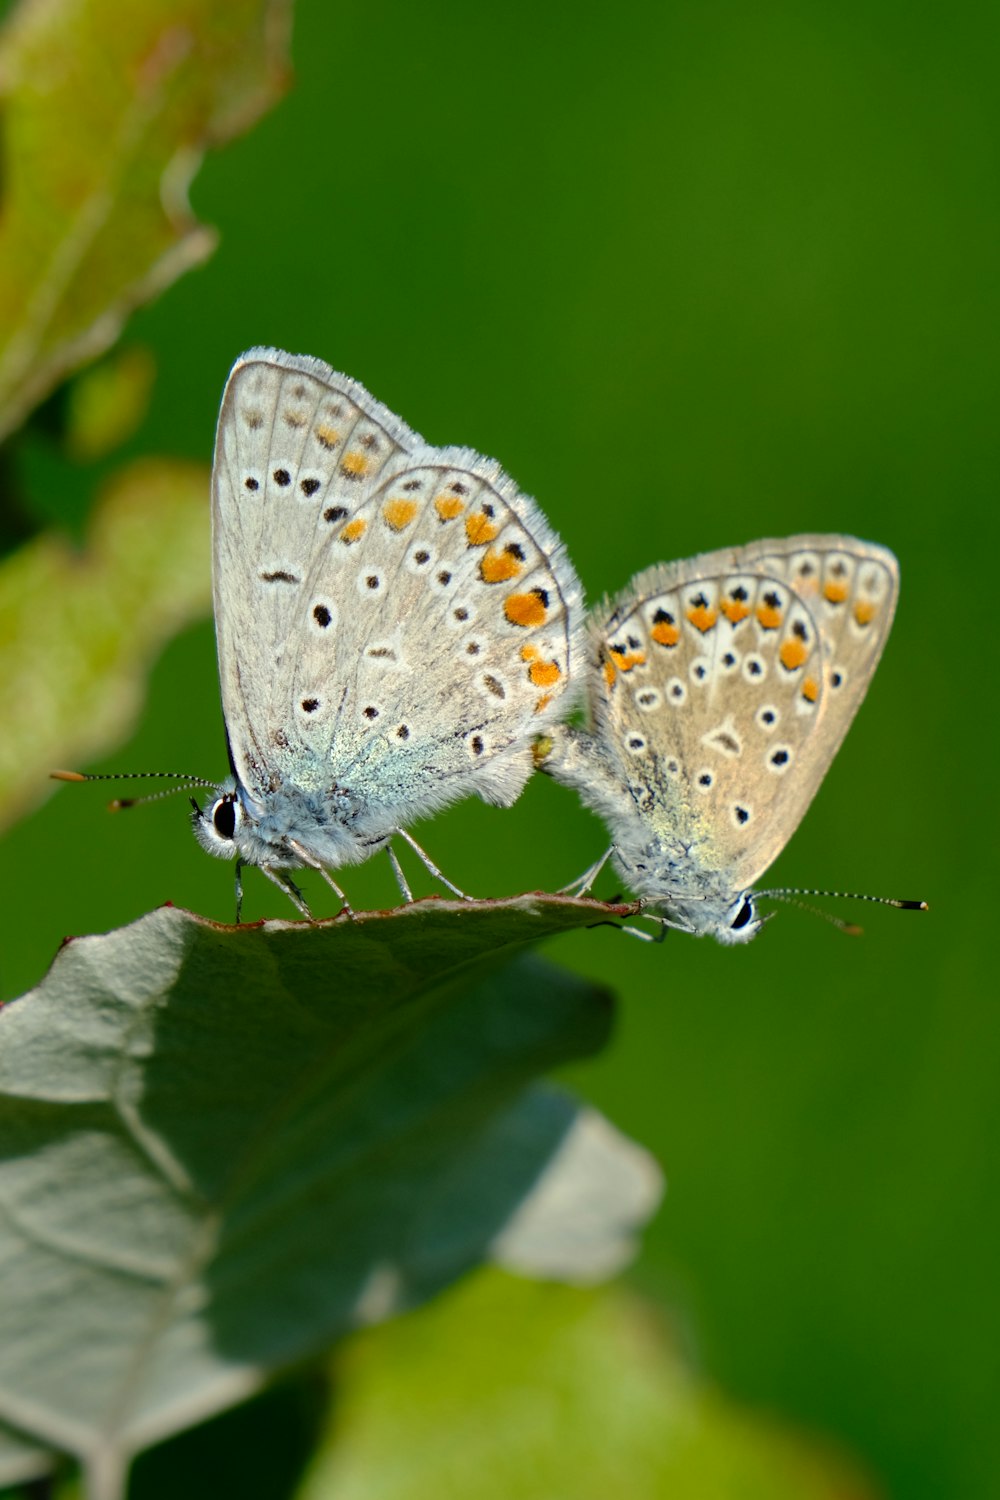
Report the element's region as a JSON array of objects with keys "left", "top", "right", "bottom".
[
  {"left": 189, "top": 348, "right": 582, "bottom": 916},
  {"left": 538, "top": 535, "right": 911, "bottom": 942}
]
